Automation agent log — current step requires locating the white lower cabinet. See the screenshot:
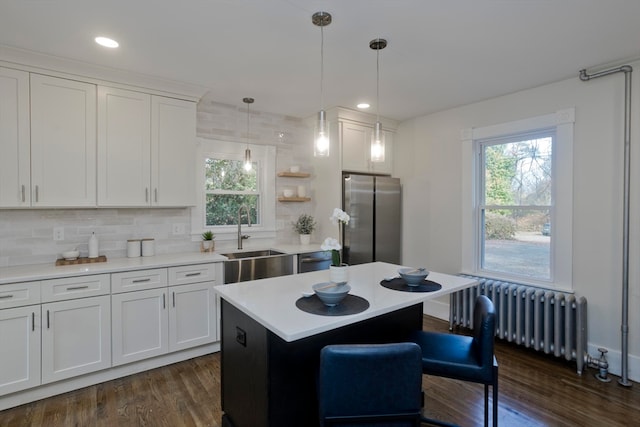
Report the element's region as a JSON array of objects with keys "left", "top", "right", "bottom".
[
  {"left": 111, "top": 263, "right": 218, "bottom": 366},
  {"left": 0, "top": 305, "right": 40, "bottom": 395},
  {"left": 0, "top": 262, "right": 219, "bottom": 405},
  {"left": 169, "top": 282, "right": 217, "bottom": 352},
  {"left": 41, "top": 295, "right": 111, "bottom": 384},
  {"left": 111, "top": 287, "right": 169, "bottom": 366}
]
